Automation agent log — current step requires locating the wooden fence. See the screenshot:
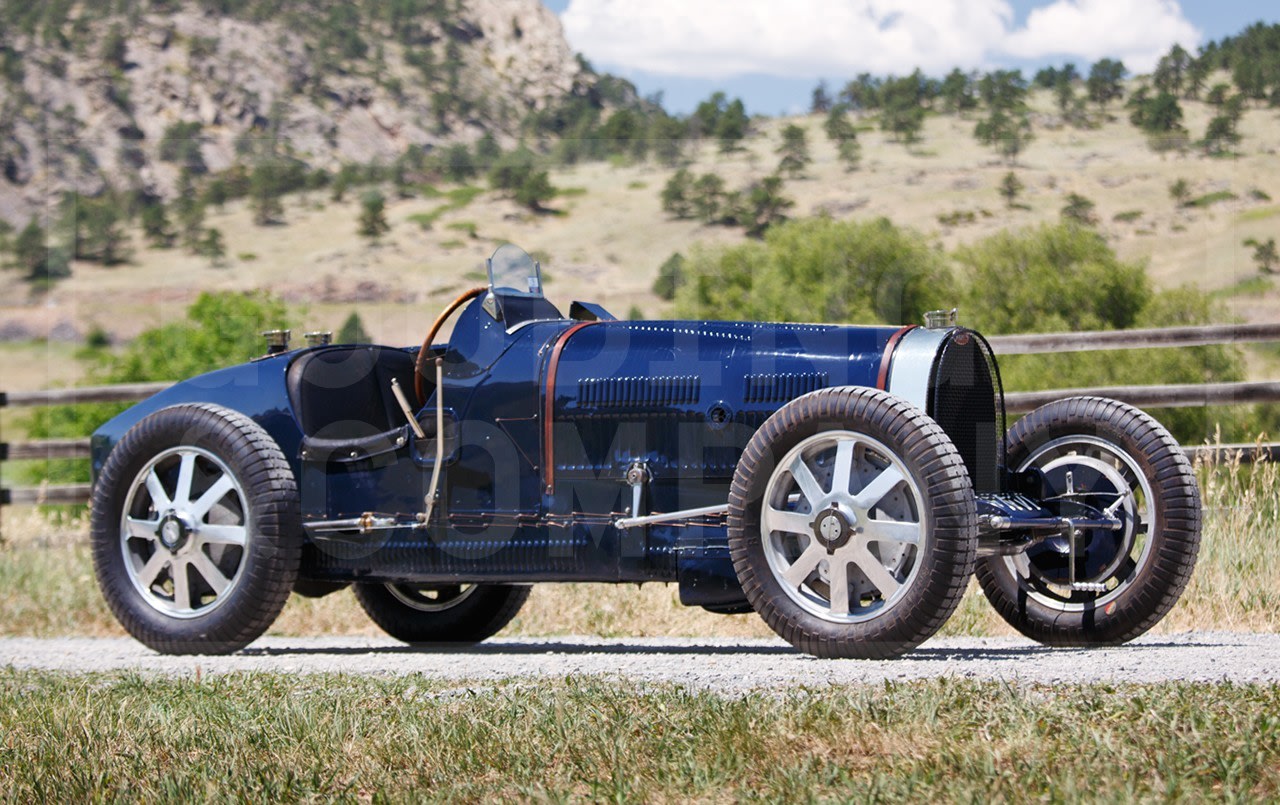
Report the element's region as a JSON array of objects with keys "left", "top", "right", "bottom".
[{"left": 2, "top": 323, "right": 1278, "bottom": 506}]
